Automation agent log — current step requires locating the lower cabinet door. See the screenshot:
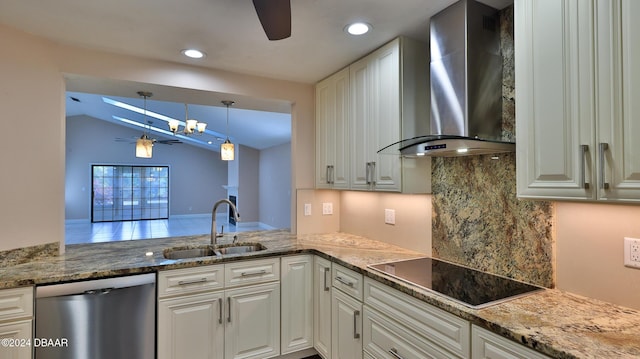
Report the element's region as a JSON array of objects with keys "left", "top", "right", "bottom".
[
  {"left": 314, "top": 256, "right": 332, "bottom": 359},
  {"left": 363, "top": 307, "right": 459, "bottom": 359},
  {"left": 225, "top": 282, "right": 280, "bottom": 359},
  {"left": 281, "top": 255, "right": 313, "bottom": 355},
  {"left": 331, "top": 289, "right": 362, "bottom": 359},
  {"left": 0, "top": 320, "right": 32, "bottom": 359},
  {"left": 157, "top": 291, "right": 224, "bottom": 359}
]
